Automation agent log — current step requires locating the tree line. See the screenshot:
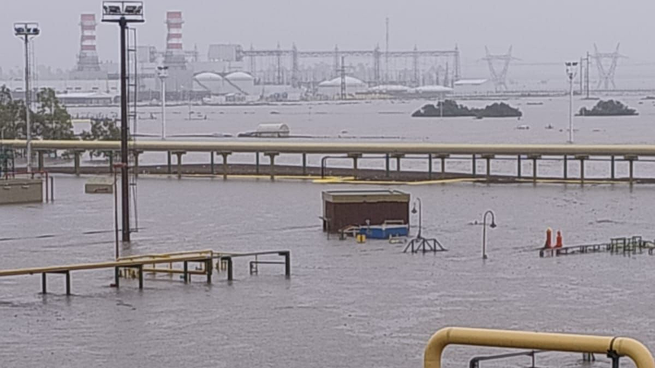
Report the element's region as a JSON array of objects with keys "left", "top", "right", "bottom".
[{"left": 0, "top": 86, "right": 119, "bottom": 158}]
